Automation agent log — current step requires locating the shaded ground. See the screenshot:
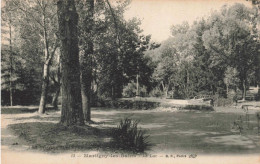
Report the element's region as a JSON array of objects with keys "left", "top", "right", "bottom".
[
  {"left": 1, "top": 106, "right": 57, "bottom": 114},
  {"left": 9, "top": 122, "right": 115, "bottom": 152},
  {"left": 1, "top": 110, "right": 118, "bottom": 154},
  {"left": 1, "top": 104, "right": 260, "bottom": 155}
]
